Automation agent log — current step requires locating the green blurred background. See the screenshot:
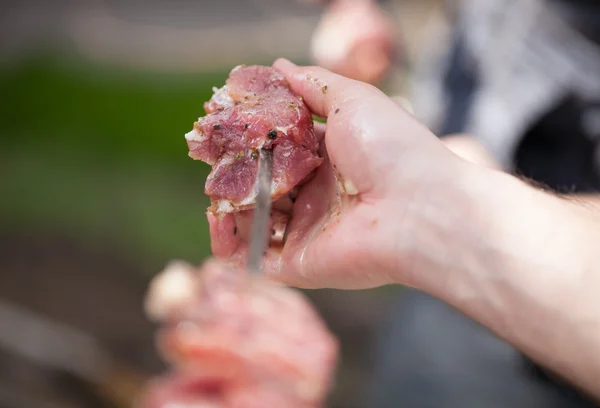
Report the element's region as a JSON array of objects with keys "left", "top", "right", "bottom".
[
  {"left": 0, "top": 52, "right": 226, "bottom": 407},
  {"left": 1, "top": 55, "right": 221, "bottom": 269},
  {"left": 0, "top": 1, "right": 438, "bottom": 407}
]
